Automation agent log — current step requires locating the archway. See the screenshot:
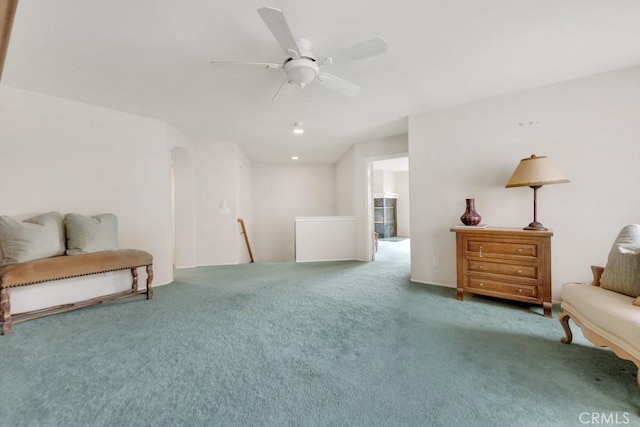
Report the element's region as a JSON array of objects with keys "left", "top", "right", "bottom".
[{"left": 171, "top": 147, "right": 196, "bottom": 268}]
